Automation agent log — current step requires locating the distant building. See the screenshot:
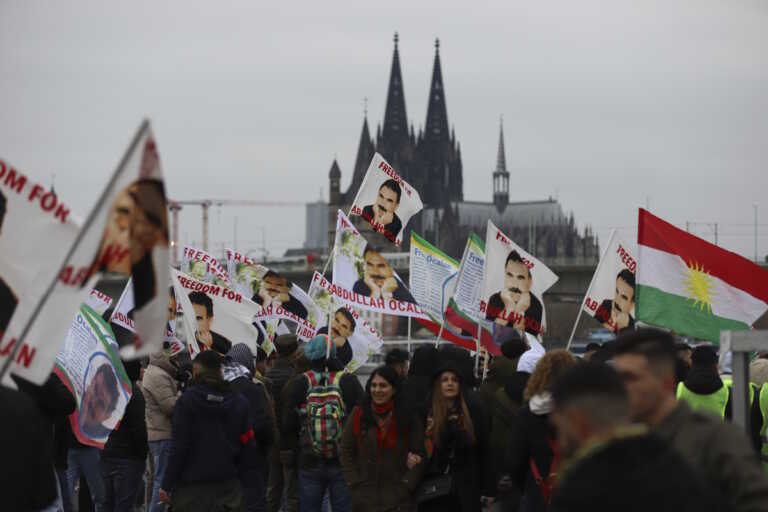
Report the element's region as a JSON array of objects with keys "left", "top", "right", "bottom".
[
  {"left": 304, "top": 200, "right": 328, "bottom": 250},
  {"left": 325, "top": 33, "right": 598, "bottom": 264}
]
